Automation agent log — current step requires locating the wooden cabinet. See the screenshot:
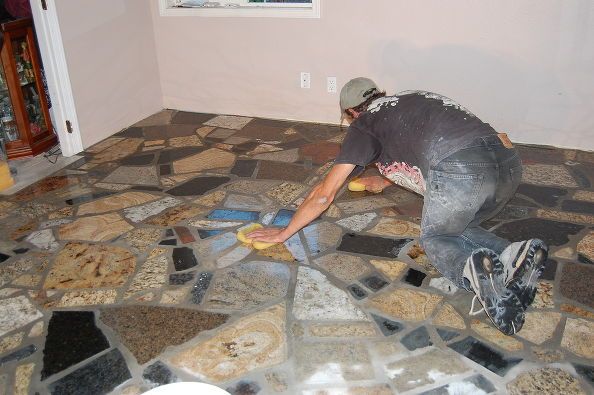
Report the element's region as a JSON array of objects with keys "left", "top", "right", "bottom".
[{"left": 0, "top": 18, "right": 56, "bottom": 159}]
